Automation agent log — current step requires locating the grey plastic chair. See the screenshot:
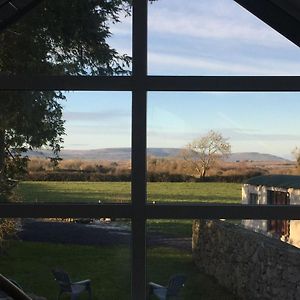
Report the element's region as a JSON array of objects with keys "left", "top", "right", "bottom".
[
  {"left": 52, "top": 269, "right": 92, "bottom": 300},
  {"left": 148, "top": 274, "right": 187, "bottom": 300}
]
